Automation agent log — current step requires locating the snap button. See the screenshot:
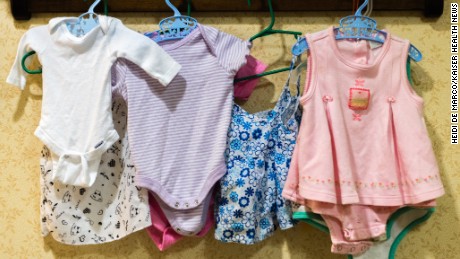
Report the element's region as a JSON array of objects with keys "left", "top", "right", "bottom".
[
  {"left": 194, "top": 200, "right": 199, "bottom": 205},
  {"left": 174, "top": 202, "right": 180, "bottom": 208},
  {"left": 176, "top": 228, "right": 181, "bottom": 232},
  {"left": 185, "top": 203, "right": 189, "bottom": 208}
]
